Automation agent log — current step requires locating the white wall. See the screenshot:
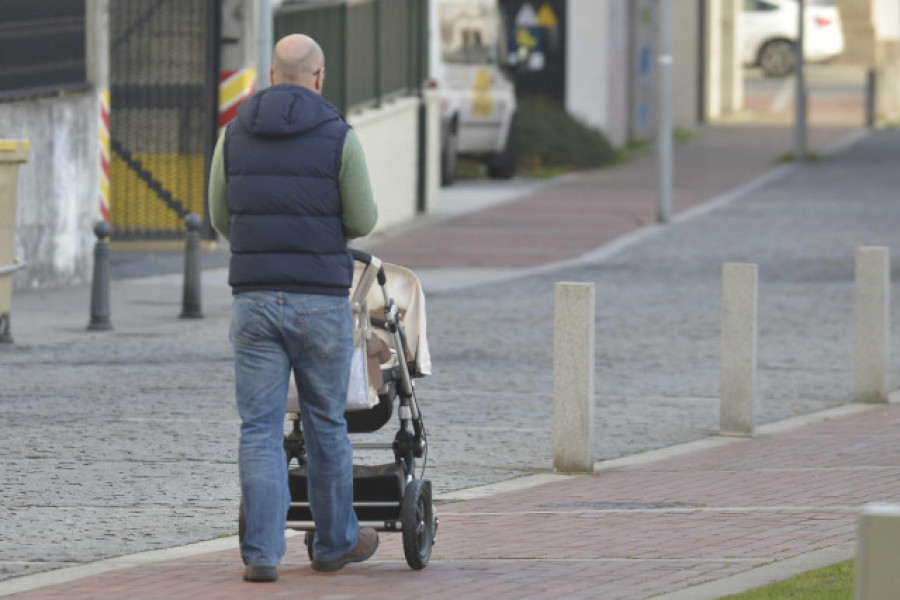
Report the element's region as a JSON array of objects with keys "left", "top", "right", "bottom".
[
  {"left": 0, "top": 94, "right": 100, "bottom": 289},
  {"left": 1, "top": 0, "right": 106, "bottom": 290},
  {"left": 565, "top": 0, "right": 609, "bottom": 137},
  {"left": 672, "top": 0, "right": 703, "bottom": 128},
  {"left": 873, "top": 0, "right": 899, "bottom": 40},
  {"left": 565, "top": 0, "right": 632, "bottom": 148},
  {"left": 349, "top": 97, "right": 428, "bottom": 235},
  {"left": 704, "top": 0, "right": 743, "bottom": 119}
]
